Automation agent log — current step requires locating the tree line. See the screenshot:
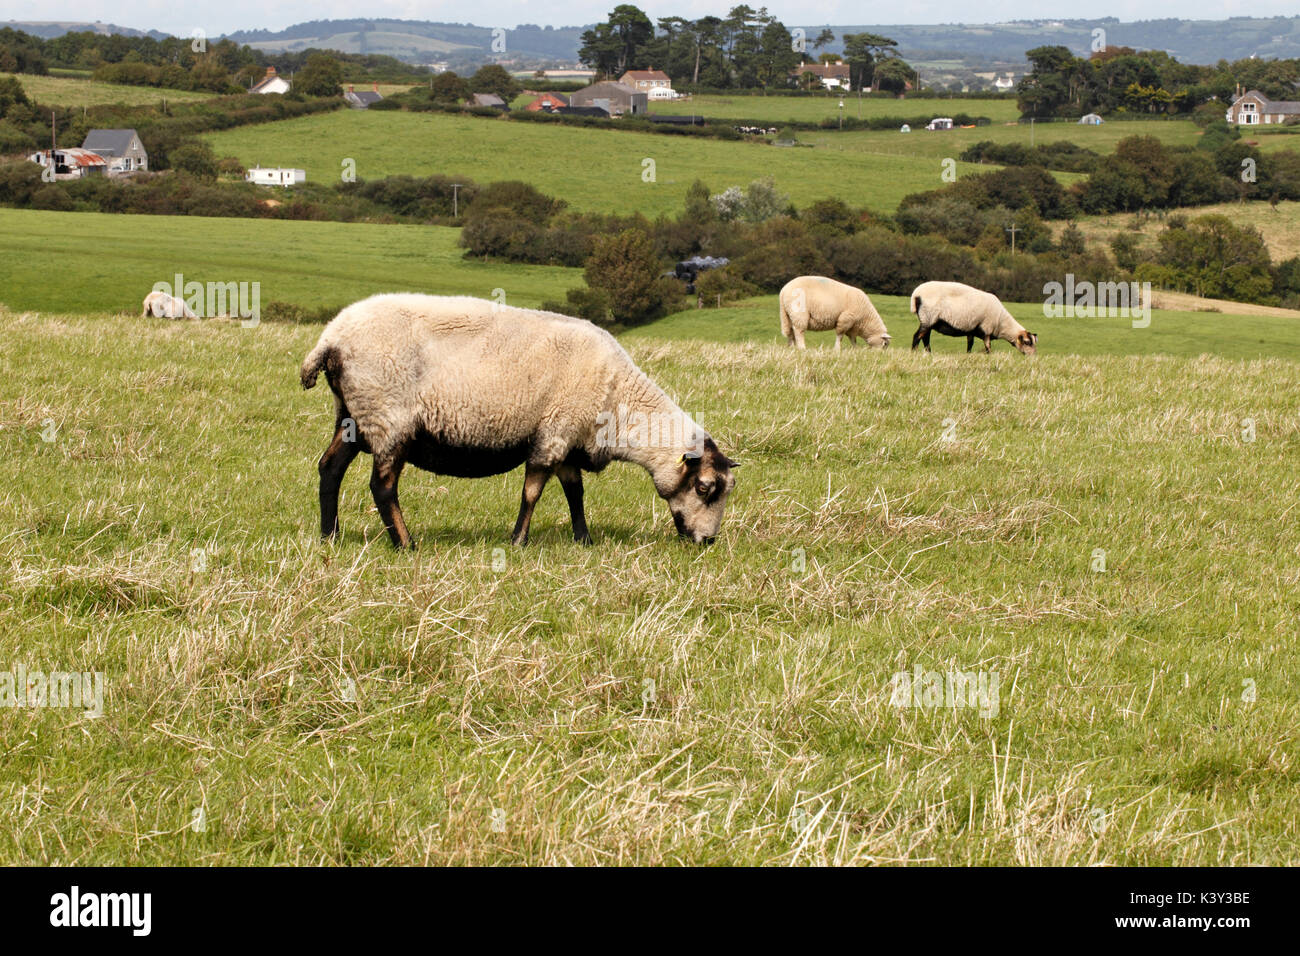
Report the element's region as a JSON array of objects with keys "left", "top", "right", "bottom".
[
  {"left": 1017, "top": 43, "right": 1300, "bottom": 117},
  {"left": 578, "top": 5, "right": 913, "bottom": 92}
]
